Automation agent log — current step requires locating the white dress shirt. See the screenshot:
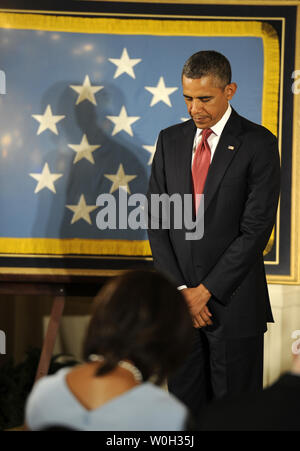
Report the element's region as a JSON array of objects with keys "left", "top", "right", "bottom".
[
  {"left": 178, "top": 103, "right": 232, "bottom": 291},
  {"left": 191, "top": 103, "right": 232, "bottom": 166}
]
